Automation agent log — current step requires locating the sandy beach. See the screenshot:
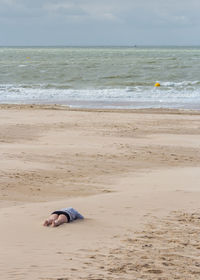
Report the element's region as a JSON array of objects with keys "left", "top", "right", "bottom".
[{"left": 1, "top": 104, "right": 200, "bottom": 280}]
